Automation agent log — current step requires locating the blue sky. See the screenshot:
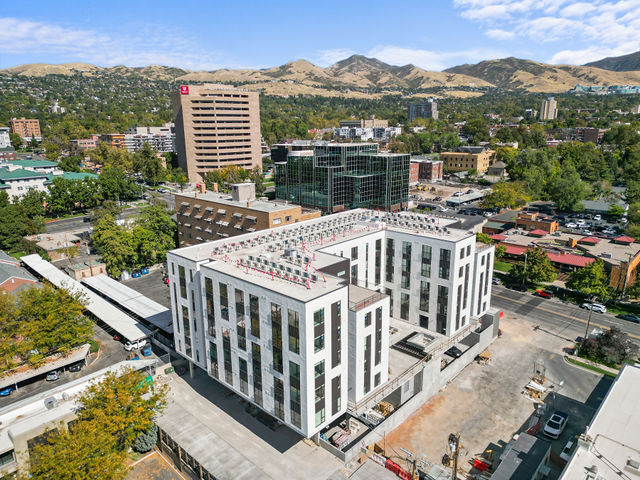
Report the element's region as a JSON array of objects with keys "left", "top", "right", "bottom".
[{"left": 1, "top": 0, "right": 639, "bottom": 70}]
